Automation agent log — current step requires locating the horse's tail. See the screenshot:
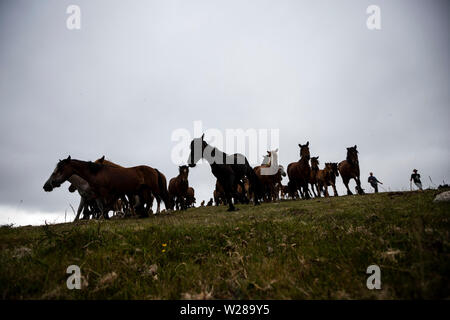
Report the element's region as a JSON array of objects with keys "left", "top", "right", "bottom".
[{"left": 155, "top": 169, "right": 172, "bottom": 210}]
